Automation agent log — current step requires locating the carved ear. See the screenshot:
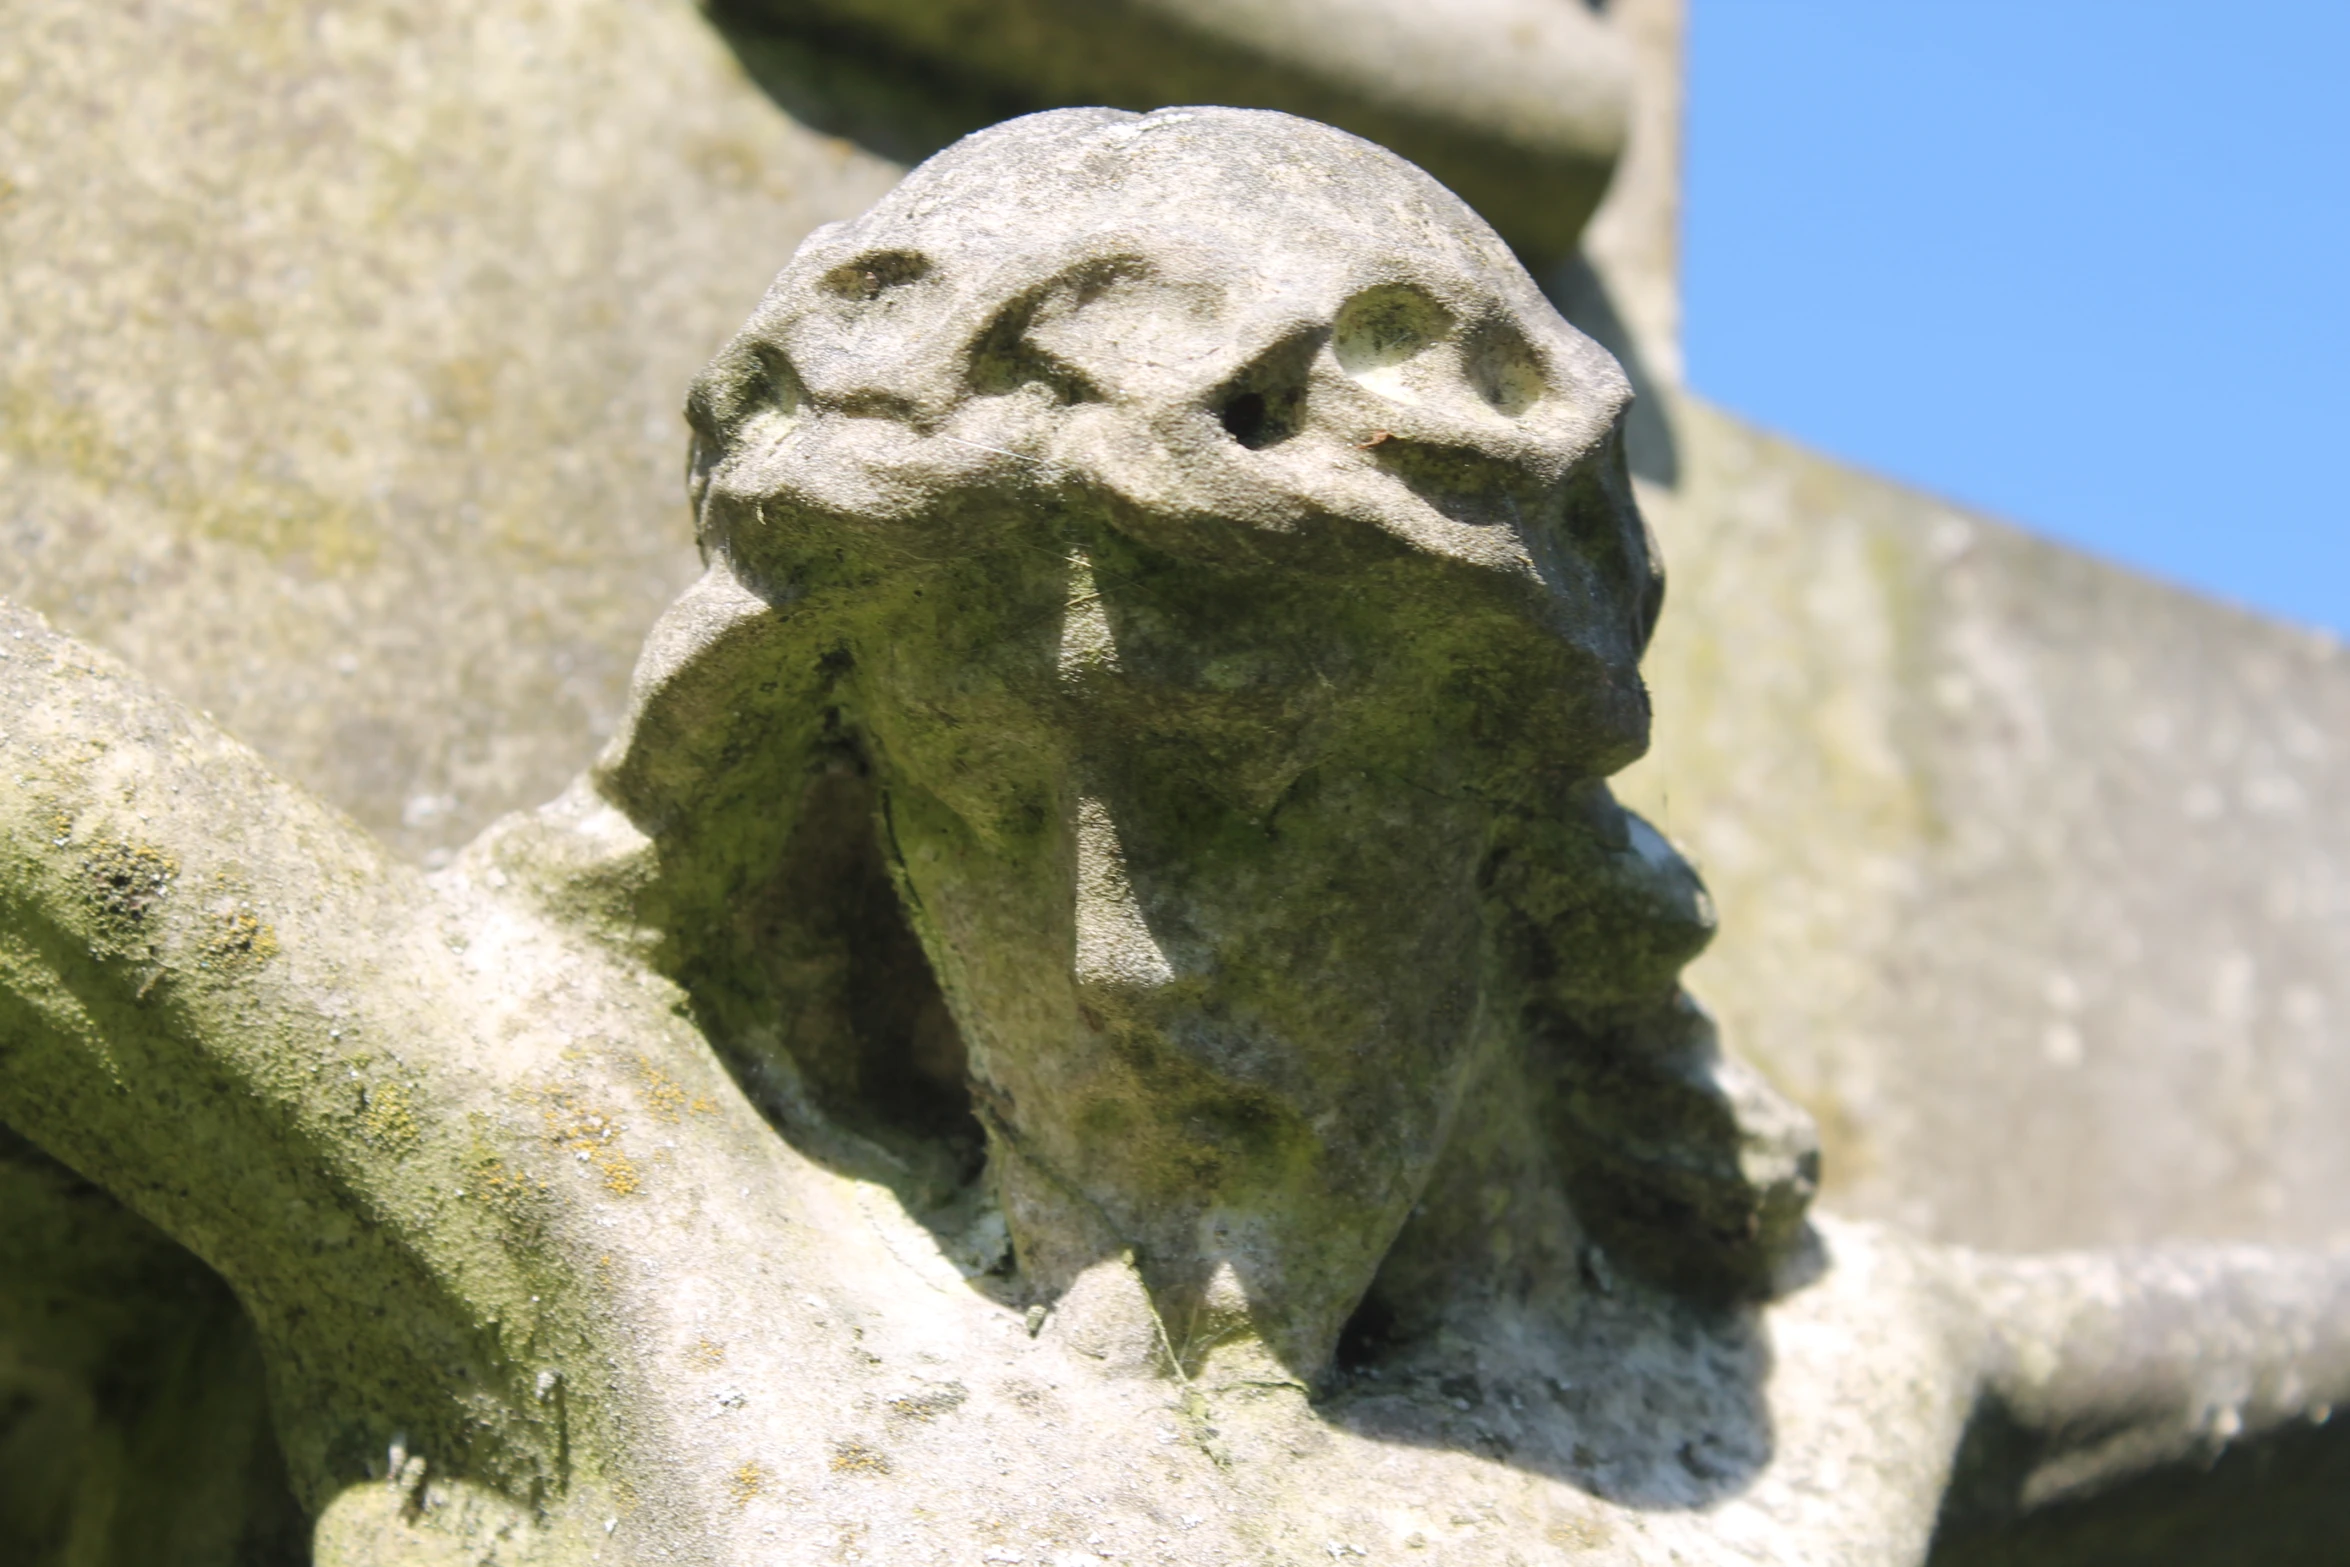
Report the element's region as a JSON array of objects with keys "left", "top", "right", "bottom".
[{"left": 1596, "top": 410, "right": 1667, "bottom": 658}]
